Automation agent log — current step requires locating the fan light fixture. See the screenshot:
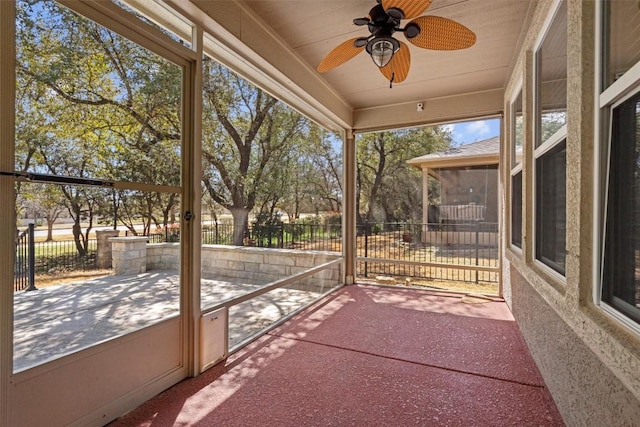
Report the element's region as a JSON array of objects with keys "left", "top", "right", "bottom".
[
  {"left": 317, "top": 0, "right": 477, "bottom": 87},
  {"left": 366, "top": 37, "right": 400, "bottom": 68}
]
